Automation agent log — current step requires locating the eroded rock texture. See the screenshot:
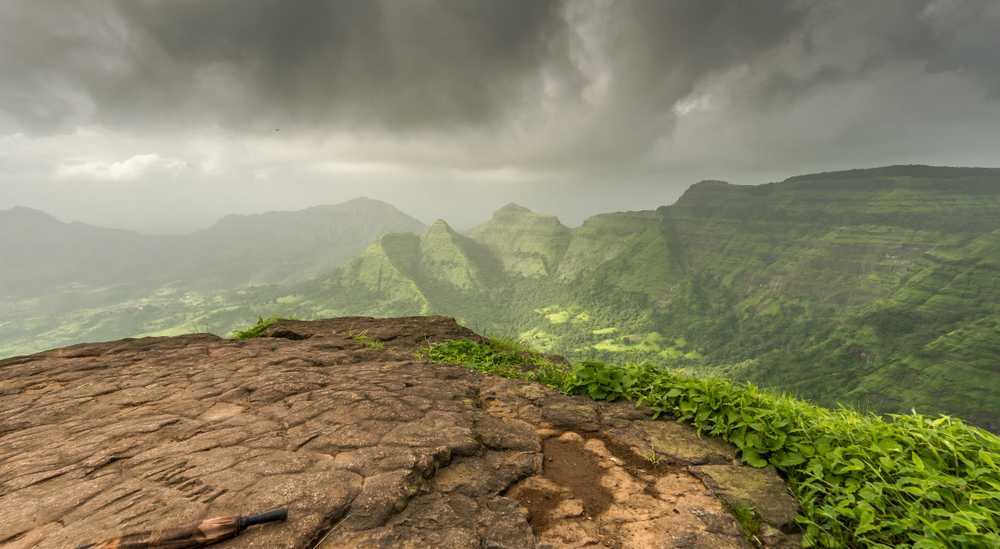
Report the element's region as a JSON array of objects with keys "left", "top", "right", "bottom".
[{"left": 0, "top": 316, "right": 799, "bottom": 548}]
